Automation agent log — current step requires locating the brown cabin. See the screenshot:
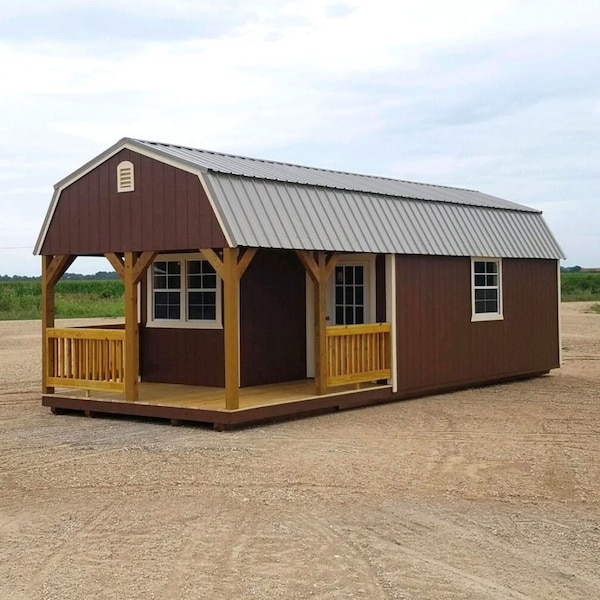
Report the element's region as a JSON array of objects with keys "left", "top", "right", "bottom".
[{"left": 34, "top": 138, "right": 565, "bottom": 428}]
